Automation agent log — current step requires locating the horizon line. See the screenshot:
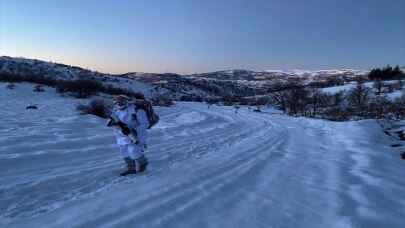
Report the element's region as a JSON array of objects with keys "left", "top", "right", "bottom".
[{"left": 3, "top": 55, "right": 403, "bottom": 76}]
